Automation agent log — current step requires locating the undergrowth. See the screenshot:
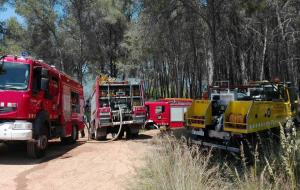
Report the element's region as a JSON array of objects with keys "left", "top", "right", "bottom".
[{"left": 131, "top": 121, "right": 299, "bottom": 190}]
